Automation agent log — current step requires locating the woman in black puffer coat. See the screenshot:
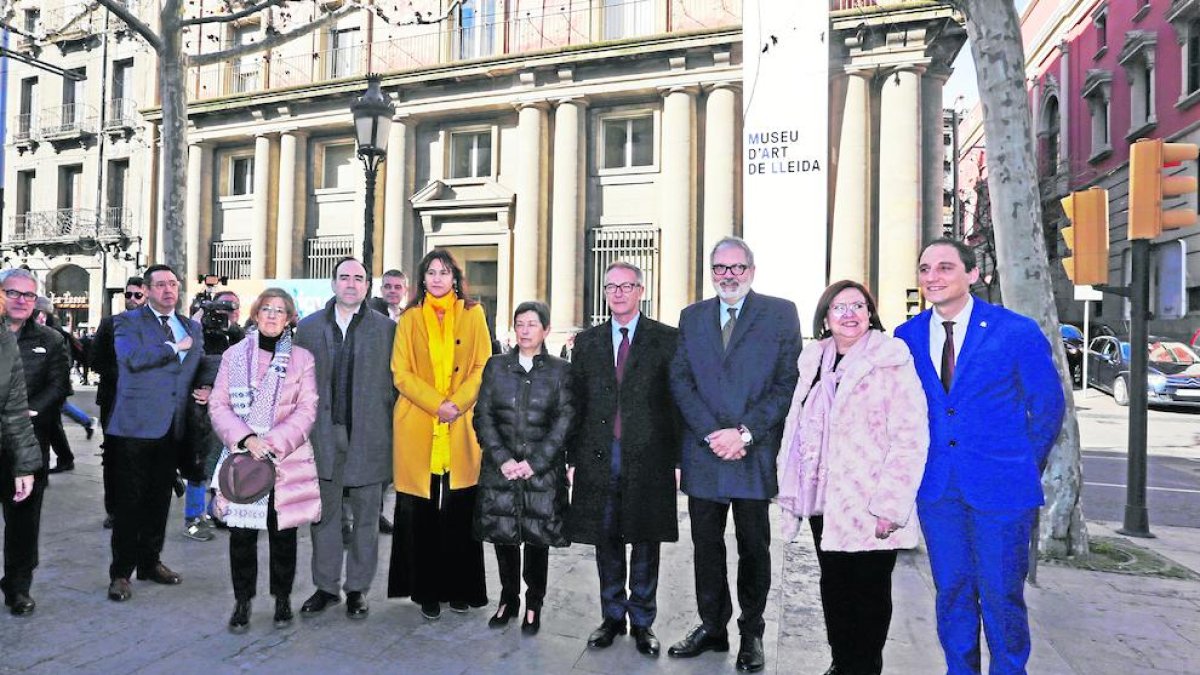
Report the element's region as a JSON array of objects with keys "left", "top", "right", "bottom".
[{"left": 473, "top": 301, "right": 574, "bottom": 635}]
